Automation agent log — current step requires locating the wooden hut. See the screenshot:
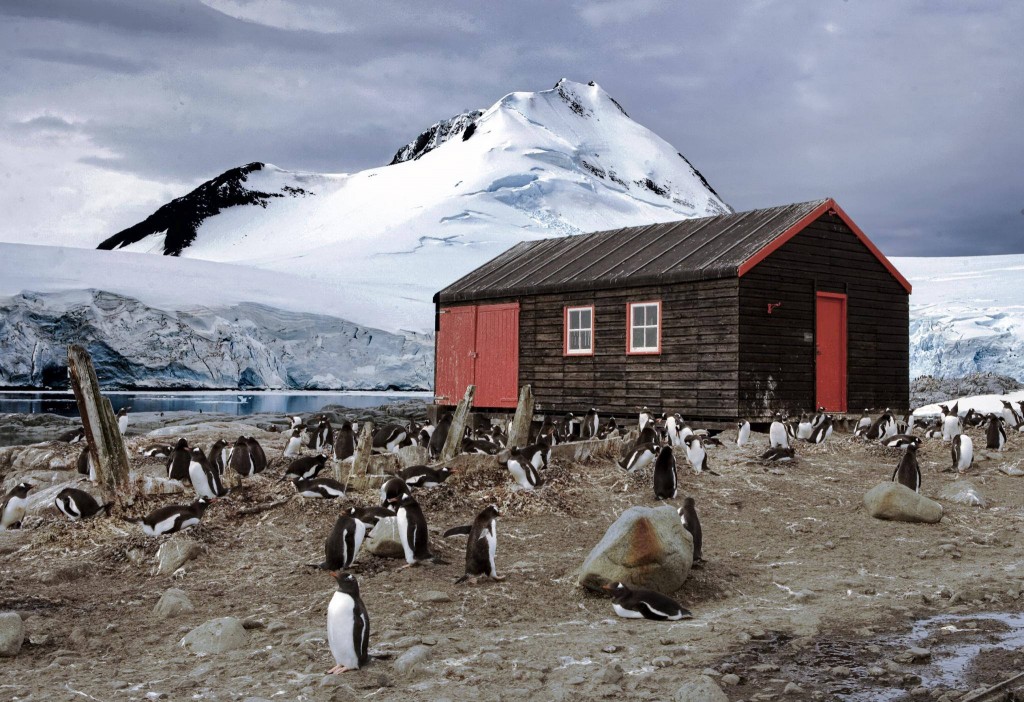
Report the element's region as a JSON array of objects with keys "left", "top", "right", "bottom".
[{"left": 432, "top": 198, "right": 911, "bottom": 423}]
